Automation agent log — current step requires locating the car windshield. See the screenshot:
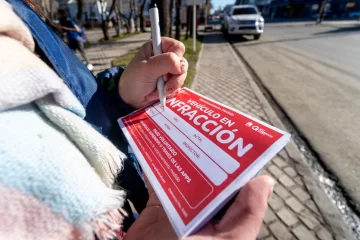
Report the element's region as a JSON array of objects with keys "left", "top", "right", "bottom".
[{"left": 232, "top": 7, "right": 257, "bottom": 15}]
